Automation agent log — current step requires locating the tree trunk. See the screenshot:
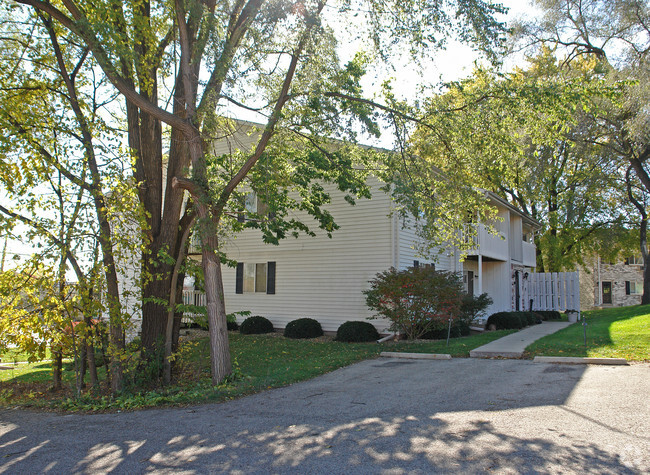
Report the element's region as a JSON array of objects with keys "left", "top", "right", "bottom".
[
  {"left": 85, "top": 336, "right": 99, "bottom": 391},
  {"left": 141, "top": 254, "right": 173, "bottom": 353},
  {"left": 77, "top": 338, "right": 87, "bottom": 391},
  {"left": 203, "top": 245, "right": 231, "bottom": 384},
  {"left": 640, "top": 216, "right": 650, "bottom": 305},
  {"left": 52, "top": 346, "right": 63, "bottom": 391}
]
